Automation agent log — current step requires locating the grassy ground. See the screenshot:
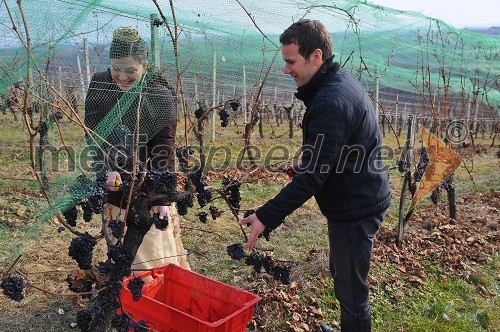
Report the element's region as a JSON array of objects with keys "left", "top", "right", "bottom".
[{"left": 0, "top": 110, "right": 498, "bottom": 331}]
